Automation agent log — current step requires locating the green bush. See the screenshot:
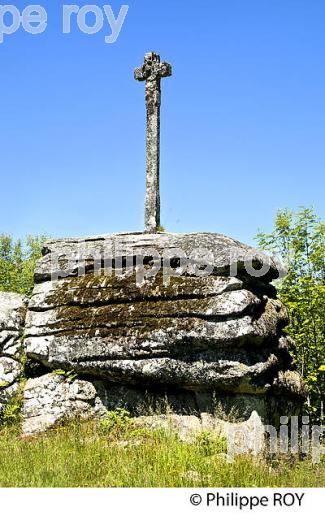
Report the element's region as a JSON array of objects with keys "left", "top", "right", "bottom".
[
  {"left": 256, "top": 207, "right": 324, "bottom": 419},
  {"left": 99, "top": 408, "right": 132, "bottom": 437},
  {"left": 0, "top": 235, "right": 47, "bottom": 296}
]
